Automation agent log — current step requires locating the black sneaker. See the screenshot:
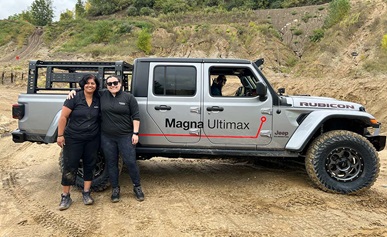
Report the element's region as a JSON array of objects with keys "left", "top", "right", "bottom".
[
  {"left": 133, "top": 186, "right": 144, "bottom": 202},
  {"left": 111, "top": 186, "right": 120, "bottom": 203},
  {"left": 82, "top": 191, "right": 94, "bottom": 205},
  {"left": 59, "top": 193, "right": 72, "bottom": 211}
]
